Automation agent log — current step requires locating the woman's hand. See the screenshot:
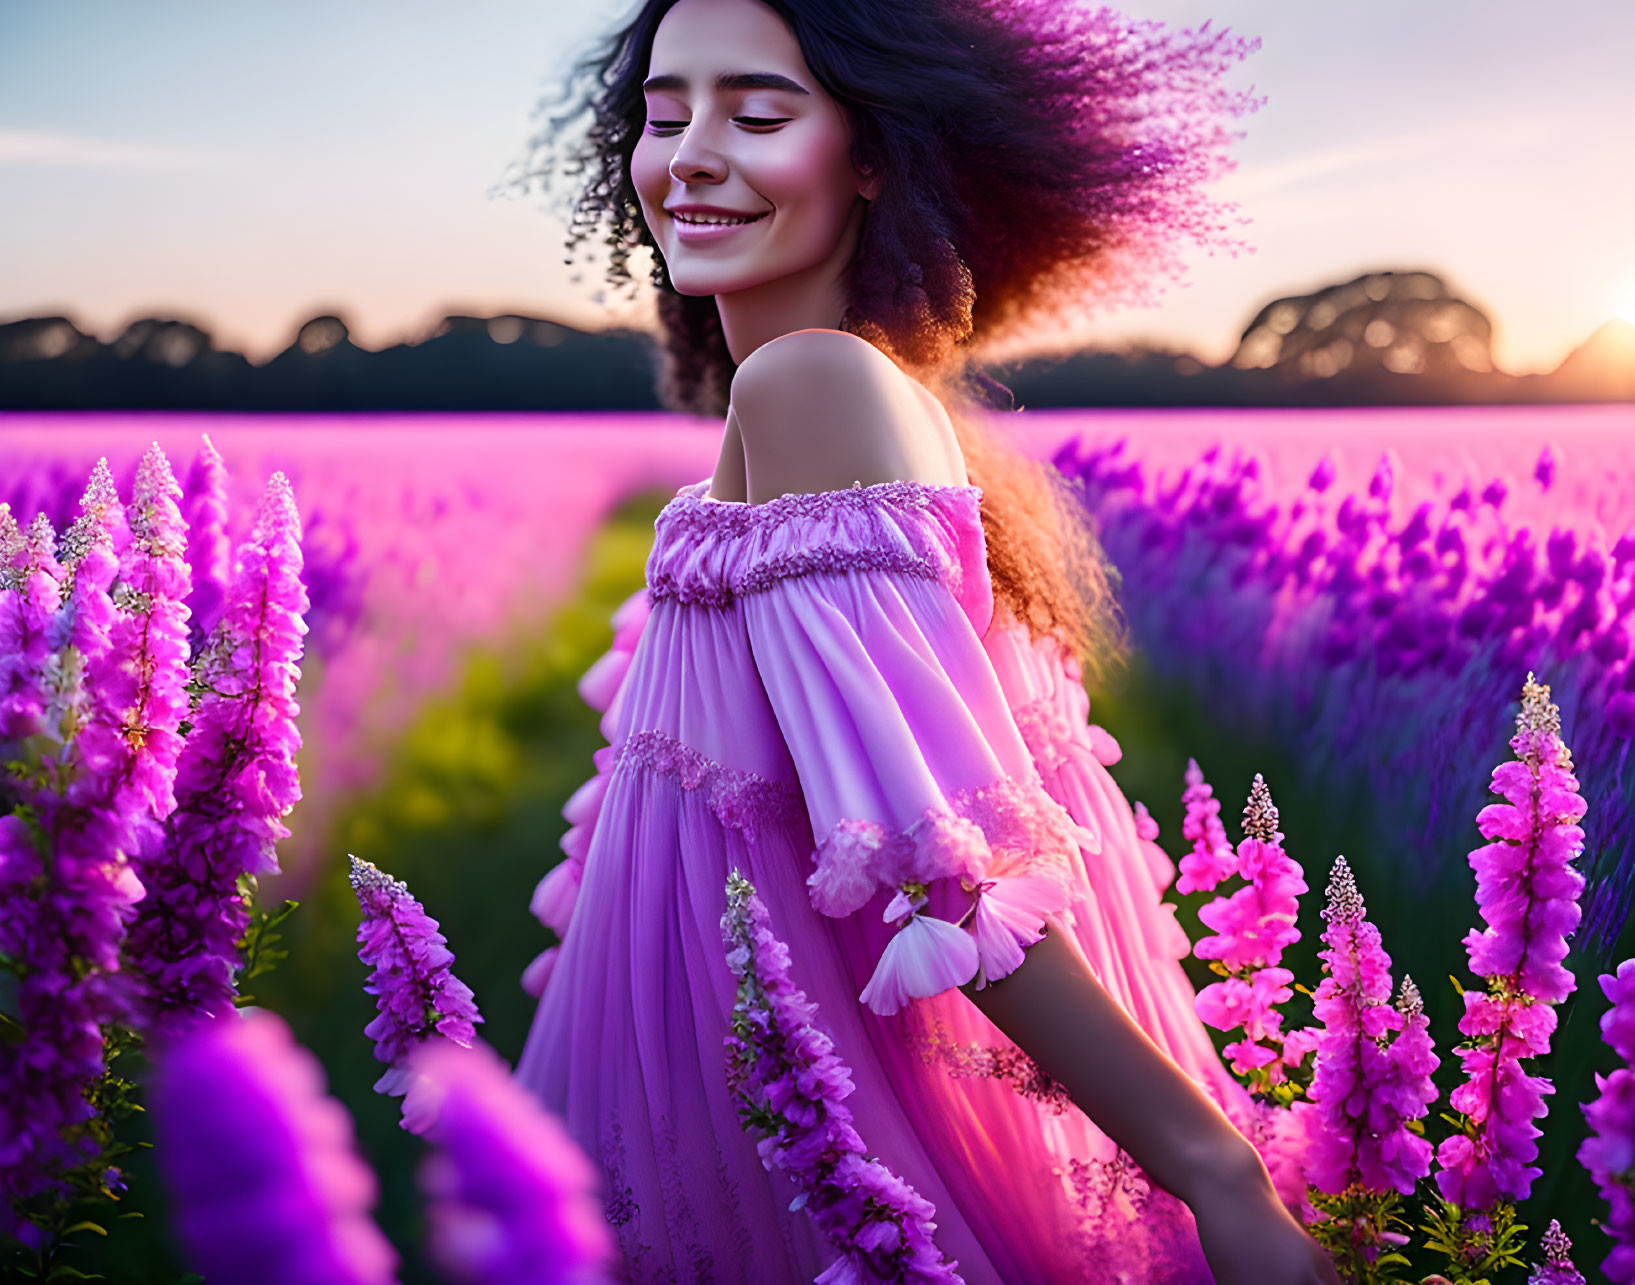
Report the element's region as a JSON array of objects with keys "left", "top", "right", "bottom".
[{"left": 1188, "top": 1177, "right": 1341, "bottom": 1285}]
